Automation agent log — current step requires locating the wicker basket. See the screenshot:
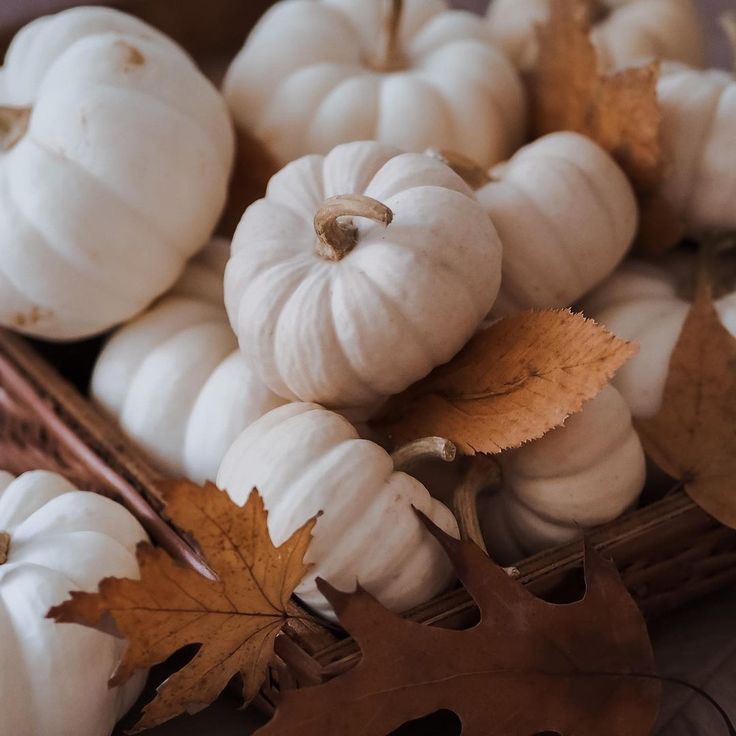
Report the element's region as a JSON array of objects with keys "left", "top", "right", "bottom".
[{"left": 2, "top": 0, "right": 736, "bottom": 716}]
